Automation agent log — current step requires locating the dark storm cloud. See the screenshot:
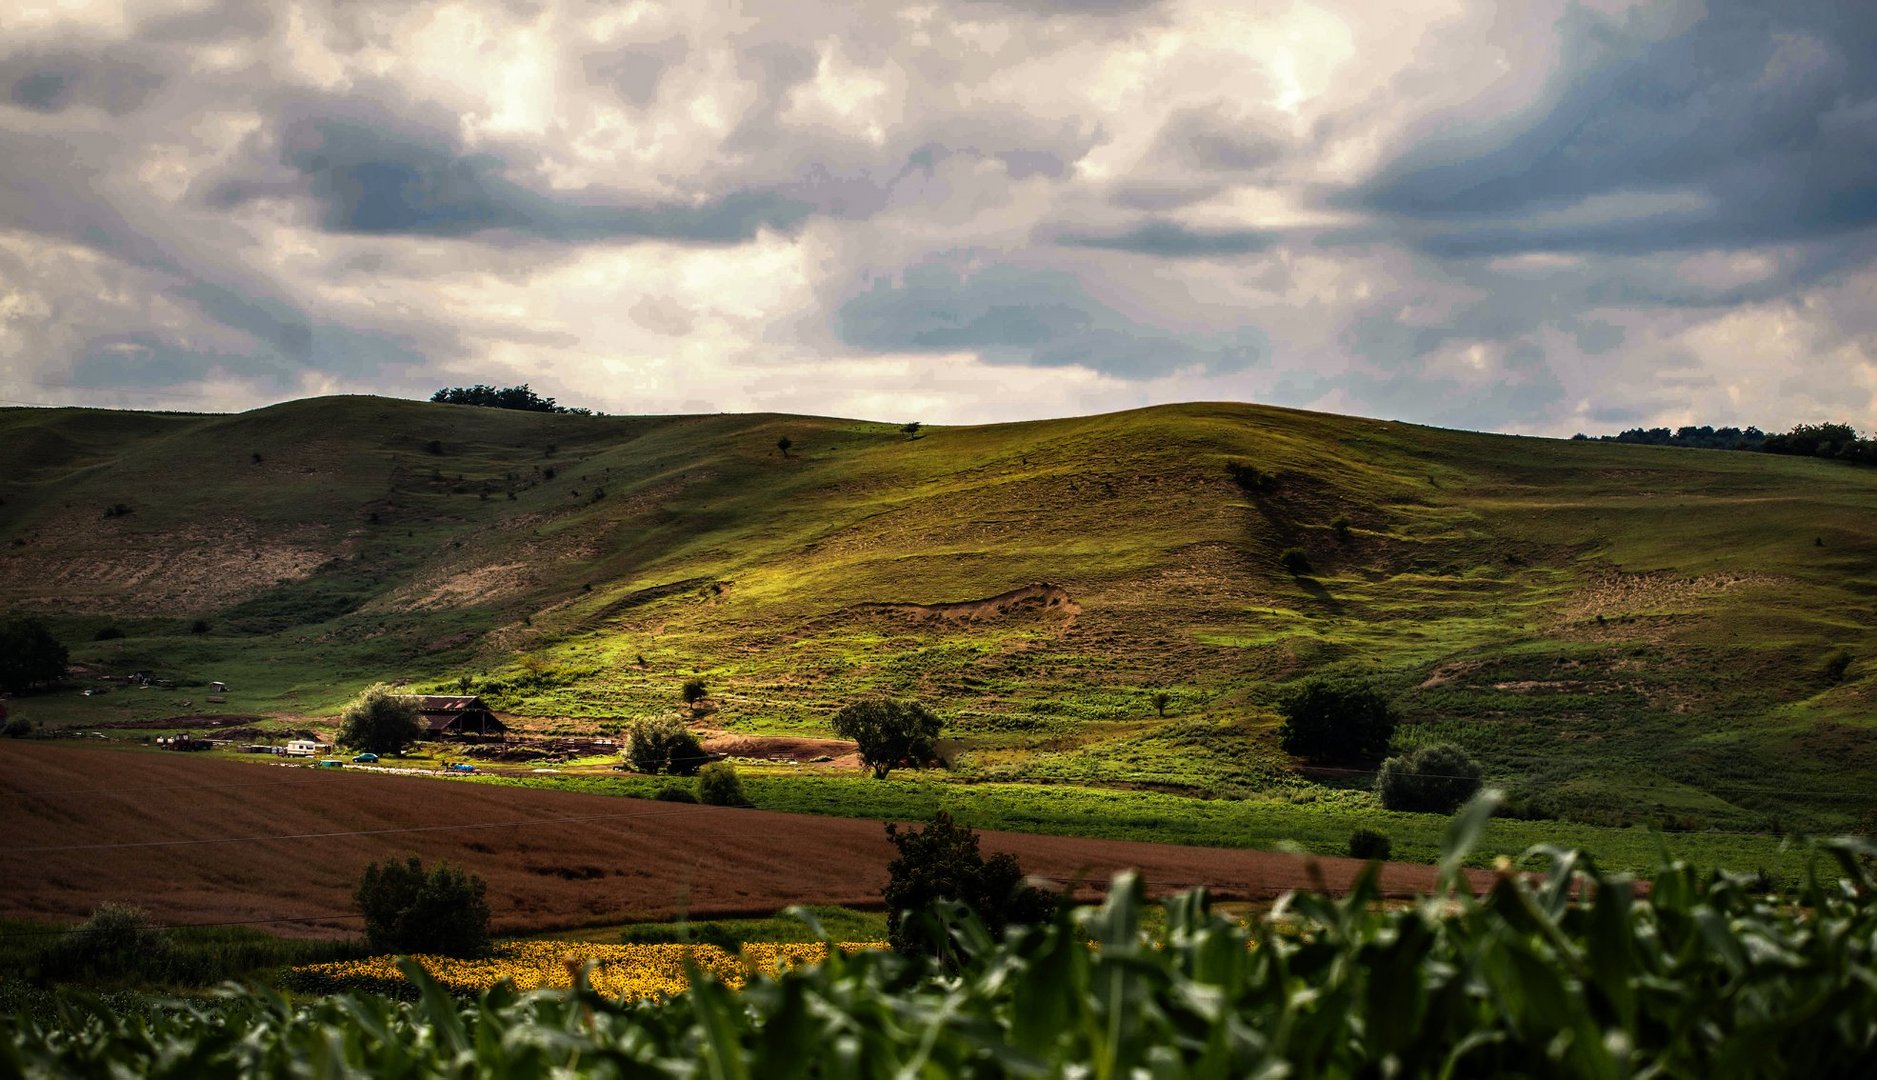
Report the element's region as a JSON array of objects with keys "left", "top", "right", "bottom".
[
  {"left": 1053, "top": 221, "right": 1275, "bottom": 257},
  {"left": 836, "top": 260, "right": 1264, "bottom": 378},
  {"left": 1353, "top": 1, "right": 1877, "bottom": 253},
  {"left": 0, "top": 50, "right": 164, "bottom": 115},
  {"left": 204, "top": 100, "right": 815, "bottom": 244}
]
